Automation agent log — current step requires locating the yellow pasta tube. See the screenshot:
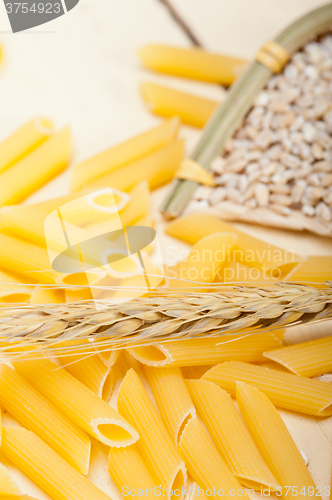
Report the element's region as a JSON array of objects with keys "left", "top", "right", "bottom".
[
  {"left": 138, "top": 45, "right": 247, "bottom": 85},
  {"left": 30, "top": 286, "right": 65, "bottom": 304},
  {"left": 0, "top": 462, "right": 21, "bottom": 496},
  {"left": 264, "top": 336, "right": 332, "bottom": 378},
  {"left": 31, "top": 189, "right": 93, "bottom": 215},
  {"left": 165, "top": 214, "right": 300, "bottom": 271},
  {"left": 108, "top": 444, "right": 157, "bottom": 500},
  {"left": 168, "top": 232, "right": 237, "bottom": 288},
  {"left": 144, "top": 366, "right": 196, "bottom": 445},
  {"left": 0, "top": 205, "right": 48, "bottom": 246},
  {"left": 285, "top": 256, "right": 332, "bottom": 285},
  {"left": 60, "top": 353, "right": 115, "bottom": 402},
  {"left": 140, "top": 82, "right": 218, "bottom": 128},
  {"left": 186, "top": 380, "right": 279, "bottom": 491},
  {"left": 0, "top": 127, "right": 71, "bottom": 207},
  {"left": 179, "top": 418, "right": 243, "bottom": 499},
  {"left": 112, "top": 351, "right": 132, "bottom": 380},
  {"left": 118, "top": 368, "right": 187, "bottom": 499},
  {"left": 71, "top": 117, "right": 180, "bottom": 191},
  {"left": 0, "top": 269, "right": 32, "bottom": 303},
  {"left": 202, "top": 361, "right": 332, "bottom": 417},
  {"left": 0, "top": 364, "right": 91, "bottom": 474},
  {"left": 0, "top": 233, "right": 57, "bottom": 283},
  {"left": 97, "top": 349, "right": 121, "bottom": 368},
  {"left": 13, "top": 358, "right": 139, "bottom": 447},
  {"left": 0, "top": 118, "right": 54, "bottom": 174},
  {"left": 1, "top": 426, "right": 111, "bottom": 500},
  {"left": 237, "top": 382, "right": 317, "bottom": 499},
  {"left": 128, "top": 332, "right": 283, "bottom": 367},
  {"left": 84, "top": 139, "right": 184, "bottom": 193}
]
